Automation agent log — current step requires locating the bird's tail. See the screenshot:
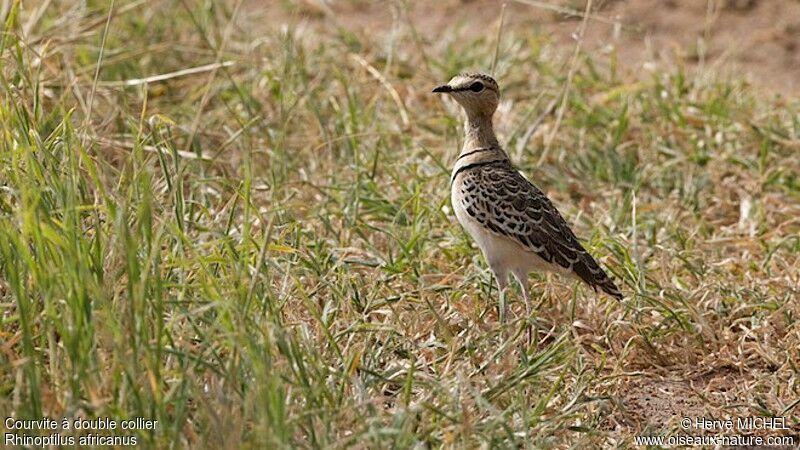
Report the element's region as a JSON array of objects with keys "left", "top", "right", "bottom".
[
  {"left": 574, "top": 255, "right": 624, "bottom": 300},
  {"left": 596, "top": 276, "right": 623, "bottom": 300}
]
